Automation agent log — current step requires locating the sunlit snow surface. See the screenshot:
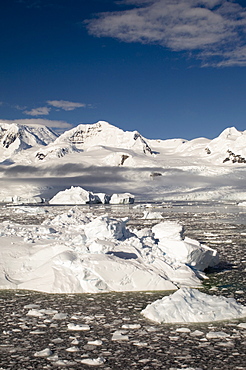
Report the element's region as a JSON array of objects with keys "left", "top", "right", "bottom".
[
  {"left": 141, "top": 288, "right": 246, "bottom": 323},
  {"left": 0, "top": 202, "right": 246, "bottom": 369},
  {"left": 1, "top": 122, "right": 246, "bottom": 204},
  {"left": 0, "top": 203, "right": 221, "bottom": 293}
]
